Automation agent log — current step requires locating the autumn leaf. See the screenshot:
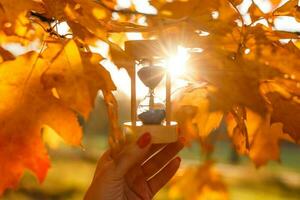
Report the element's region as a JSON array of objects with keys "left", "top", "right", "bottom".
[
  {"left": 157, "top": 0, "right": 238, "bottom": 34},
  {"left": 0, "top": 52, "right": 82, "bottom": 195},
  {"left": 249, "top": 121, "right": 283, "bottom": 167},
  {"left": 267, "top": 92, "right": 300, "bottom": 142},
  {"left": 169, "top": 161, "right": 228, "bottom": 200},
  {"left": 173, "top": 104, "right": 198, "bottom": 141},
  {"left": 42, "top": 0, "right": 111, "bottom": 41},
  {"left": 248, "top": 2, "right": 266, "bottom": 22},
  {"left": 173, "top": 86, "right": 223, "bottom": 142},
  {"left": 0, "top": 46, "right": 15, "bottom": 61},
  {"left": 227, "top": 107, "right": 285, "bottom": 166},
  {"left": 158, "top": 0, "right": 199, "bottom": 19},
  {"left": 0, "top": 38, "right": 116, "bottom": 195},
  {"left": 41, "top": 39, "right": 115, "bottom": 119},
  {"left": 273, "top": 0, "right": 300, "bottom": 22},
  {"left": 226, "top": 106, "right": 250, "bottom": 155},
  {"left": 186, "top": 49, "right": 281, "bottom": 115},
  {"left": 230, "top": 0, "right": 243, "bottom": 5},
  {"left": 269, "top": 0, "right": 284, "bottom": 9},
  {"left": 102, "top": 90, "right": 123, "bottom": 156},
  {"left": 0, "top": 0, "right": 44, "bottom": 36},
  {"left": 109, "top": 41, "right": 135, "bottom": 74}
]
